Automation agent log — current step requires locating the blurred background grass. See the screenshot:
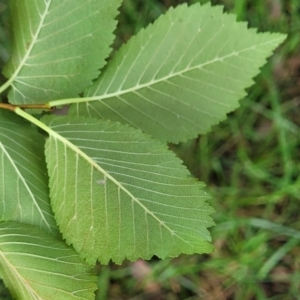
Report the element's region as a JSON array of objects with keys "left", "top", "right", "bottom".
[{"left": 1, "top": 0, "right": 300, "bottom": 299}]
